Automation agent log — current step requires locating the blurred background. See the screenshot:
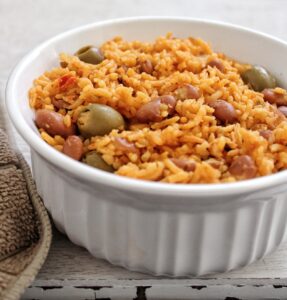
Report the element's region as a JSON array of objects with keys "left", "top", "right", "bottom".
[
  {"left": 1, "top": 0, "right": 286, "bottom": 81},
  {"left": 1, "top": 0, "right": 286, "bottom": 157}
]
